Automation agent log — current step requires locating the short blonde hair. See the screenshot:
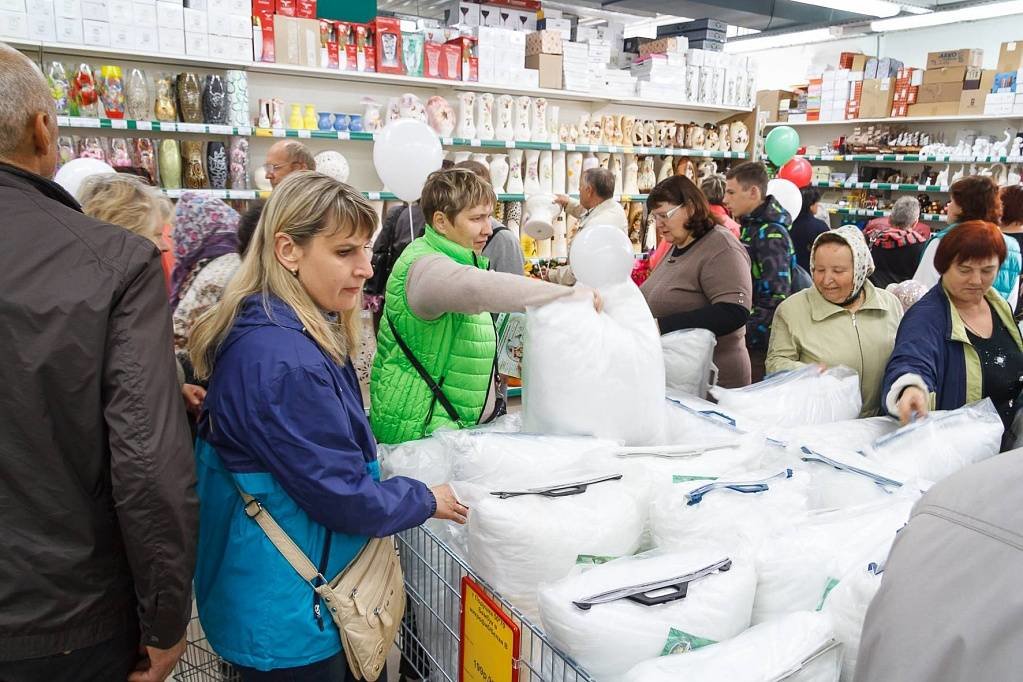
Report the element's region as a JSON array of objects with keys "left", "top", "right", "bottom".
[
  {"left": 79, "top": 173, "right": 165, "bottom": 242},
  {"left": 420, "top": 168, "right": 496, "bottom": 226}
]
